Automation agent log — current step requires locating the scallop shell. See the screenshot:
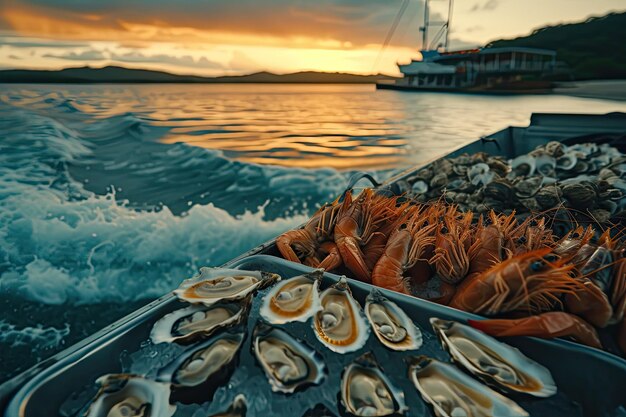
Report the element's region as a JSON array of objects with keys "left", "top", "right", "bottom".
[
  {"left": 364, "top": 289, "right": 422, "bottom": 351},
  {"left": 208, "top": 394, "right": 247, "bottom": 417},
  {"left": 175, "top": 267, "right": 281, "bottom": 306},
  {"left": 407, "top": 356, "right": 528, "bottom": 417},
  {"left": 260, "top": 270, "right": 323, "bottom": 324},
  {"left": 150, "top": 300, "right": 250, "bottom": 344},
  {"left": 313, "top": 277, "right": 370, "bottom": 354},
  {"left": 252, "top": 324, "right": 326, "bottom": 393},
  {"left": 340, "top": 353, "right": 407, "bottom": 417},
  {"left": 82, "top": 374, "right": 175, "bottom": 417},
  {"left": 430, "top": 318, "right": 556, "bottom": 397},
  {"left": 157, "top": 331, "right": 244, "bottom": 390}
]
